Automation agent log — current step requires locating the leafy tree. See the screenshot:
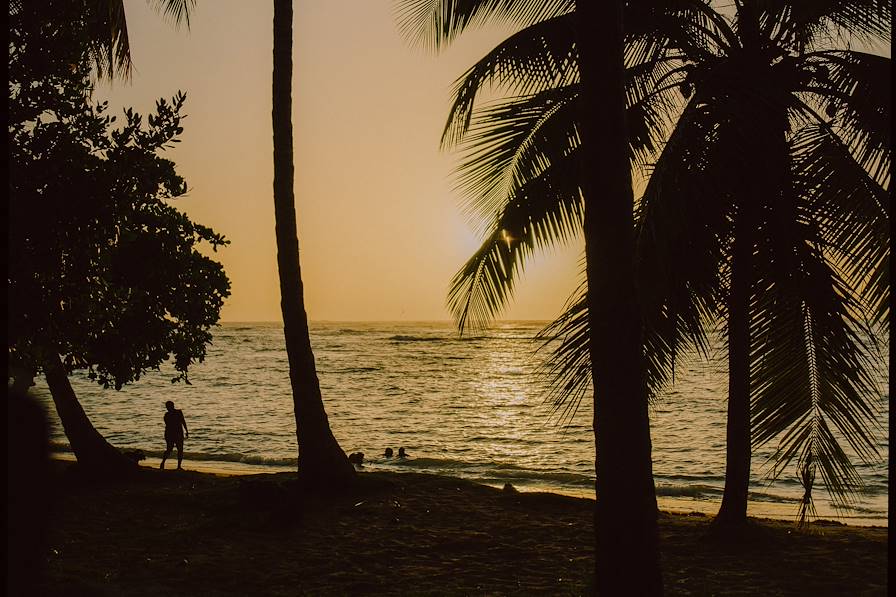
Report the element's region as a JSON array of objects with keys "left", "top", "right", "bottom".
[
  {"left": 395, "top": 1, "right": 663, "bottom": 592},
  {"left": 8, "top": 4, "right": 230, "bottom": 476},
  {"left": 438, "top": 0, "right": 890, "bottom": 527},
  {"left": 272, "top": 0, "right": 355, "bottom": 486}
]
